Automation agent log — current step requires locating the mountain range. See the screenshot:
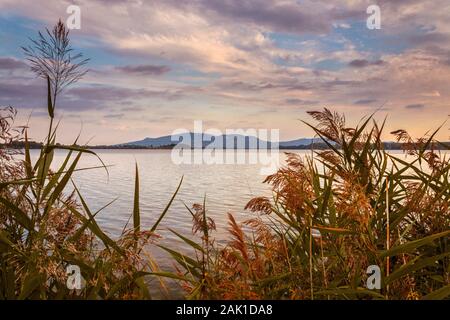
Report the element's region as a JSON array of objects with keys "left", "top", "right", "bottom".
[{"left": 117, "top": 133, "right": 324, "bottom": 149}]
